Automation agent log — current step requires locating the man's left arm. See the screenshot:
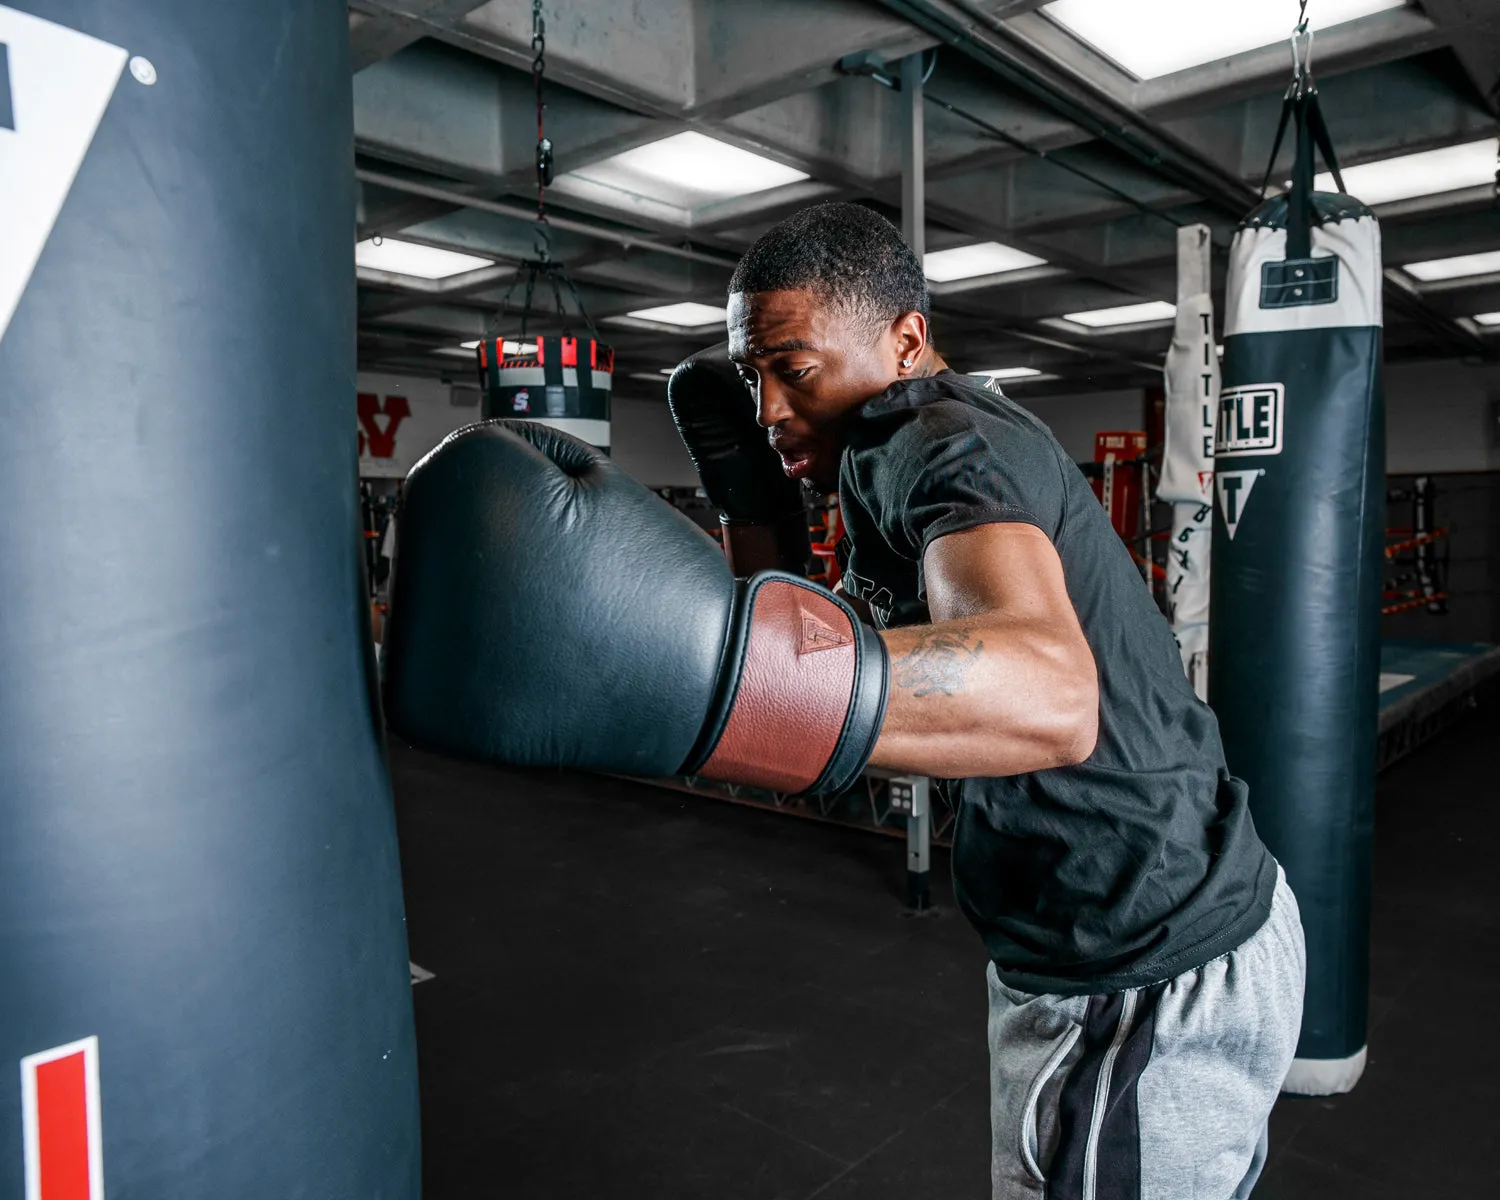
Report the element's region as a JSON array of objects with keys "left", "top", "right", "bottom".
[{"left": 867, "top": 522, "right": 1098, "bottom": 778}]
